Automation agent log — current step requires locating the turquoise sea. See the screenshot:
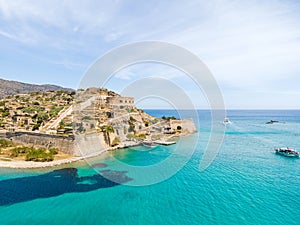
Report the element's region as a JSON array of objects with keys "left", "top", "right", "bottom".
[{"left": 1, "top": 110, "right": 300, "bottom": 225}]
